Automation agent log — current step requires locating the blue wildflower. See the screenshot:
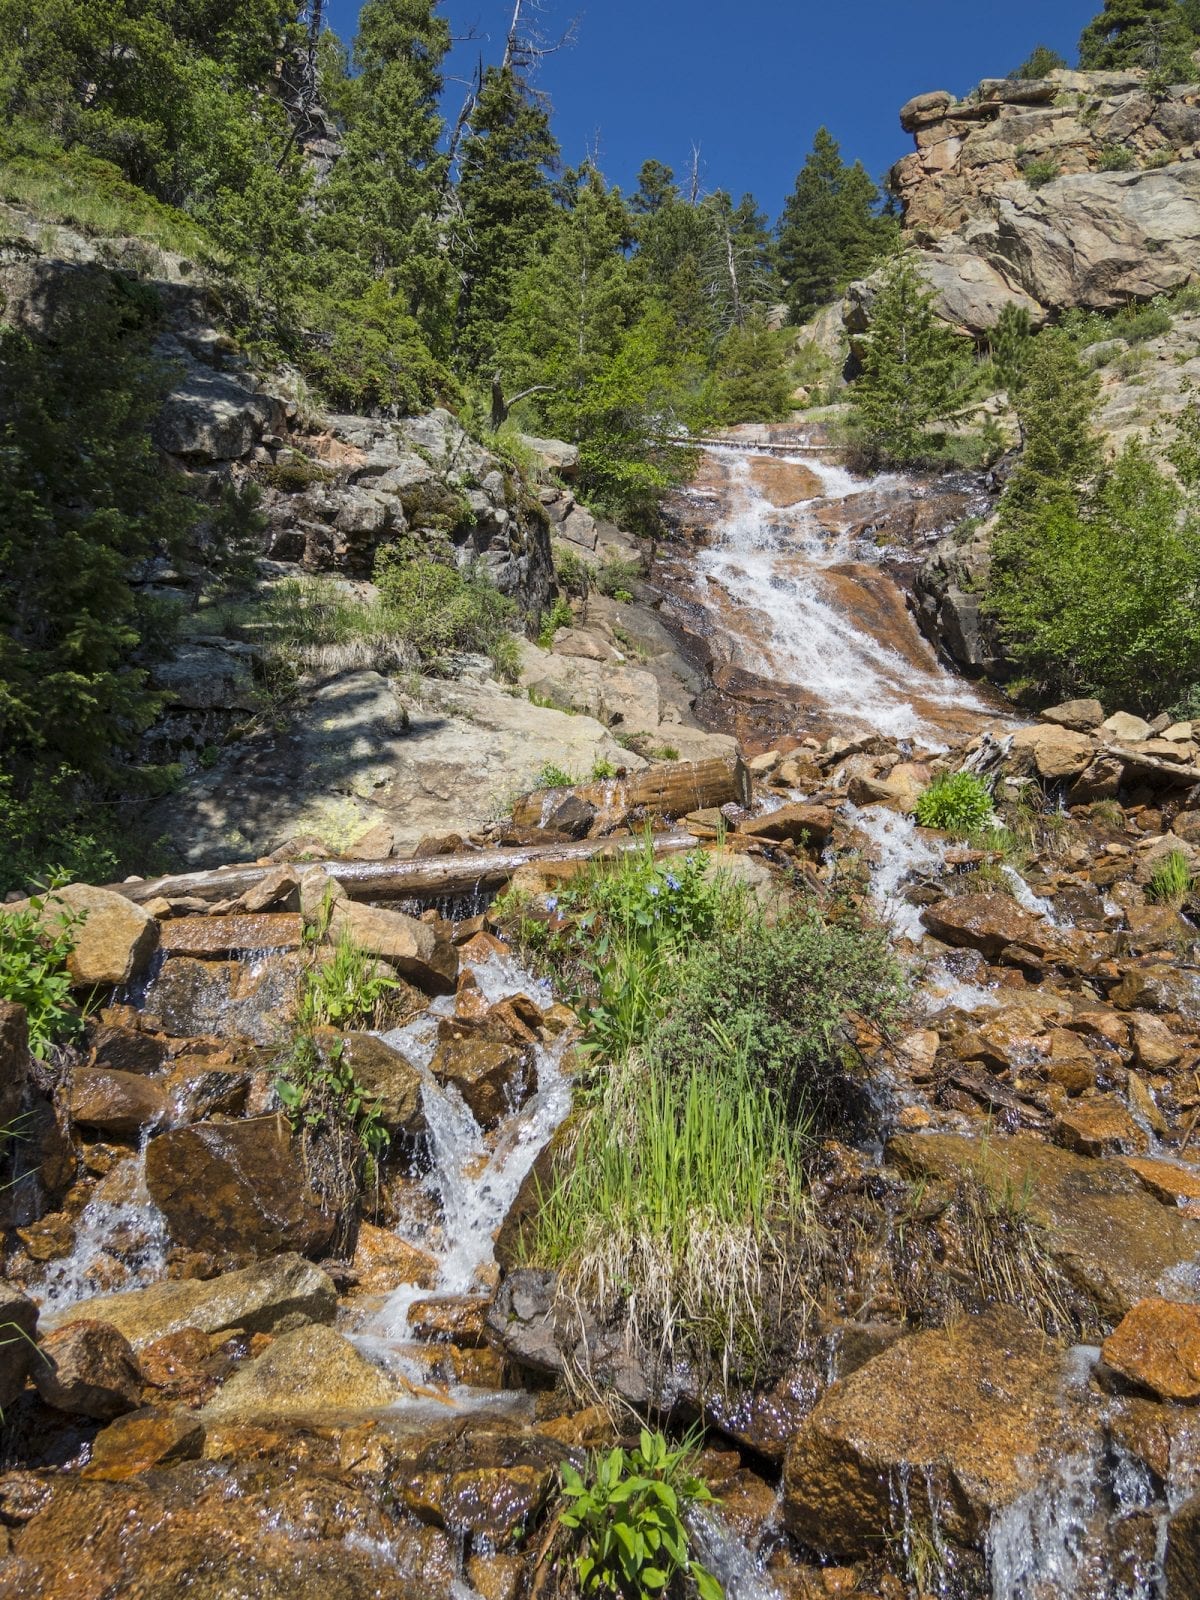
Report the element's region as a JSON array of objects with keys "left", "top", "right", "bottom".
[
  {"left": 665, "top": 873, "right": 681, "bottom": 891},
  {"left": 648, "top": 884, "right": 660, "bottom": 897},
  {"left": 545, "top": 895, "right": 559, "bottom": 912}
]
